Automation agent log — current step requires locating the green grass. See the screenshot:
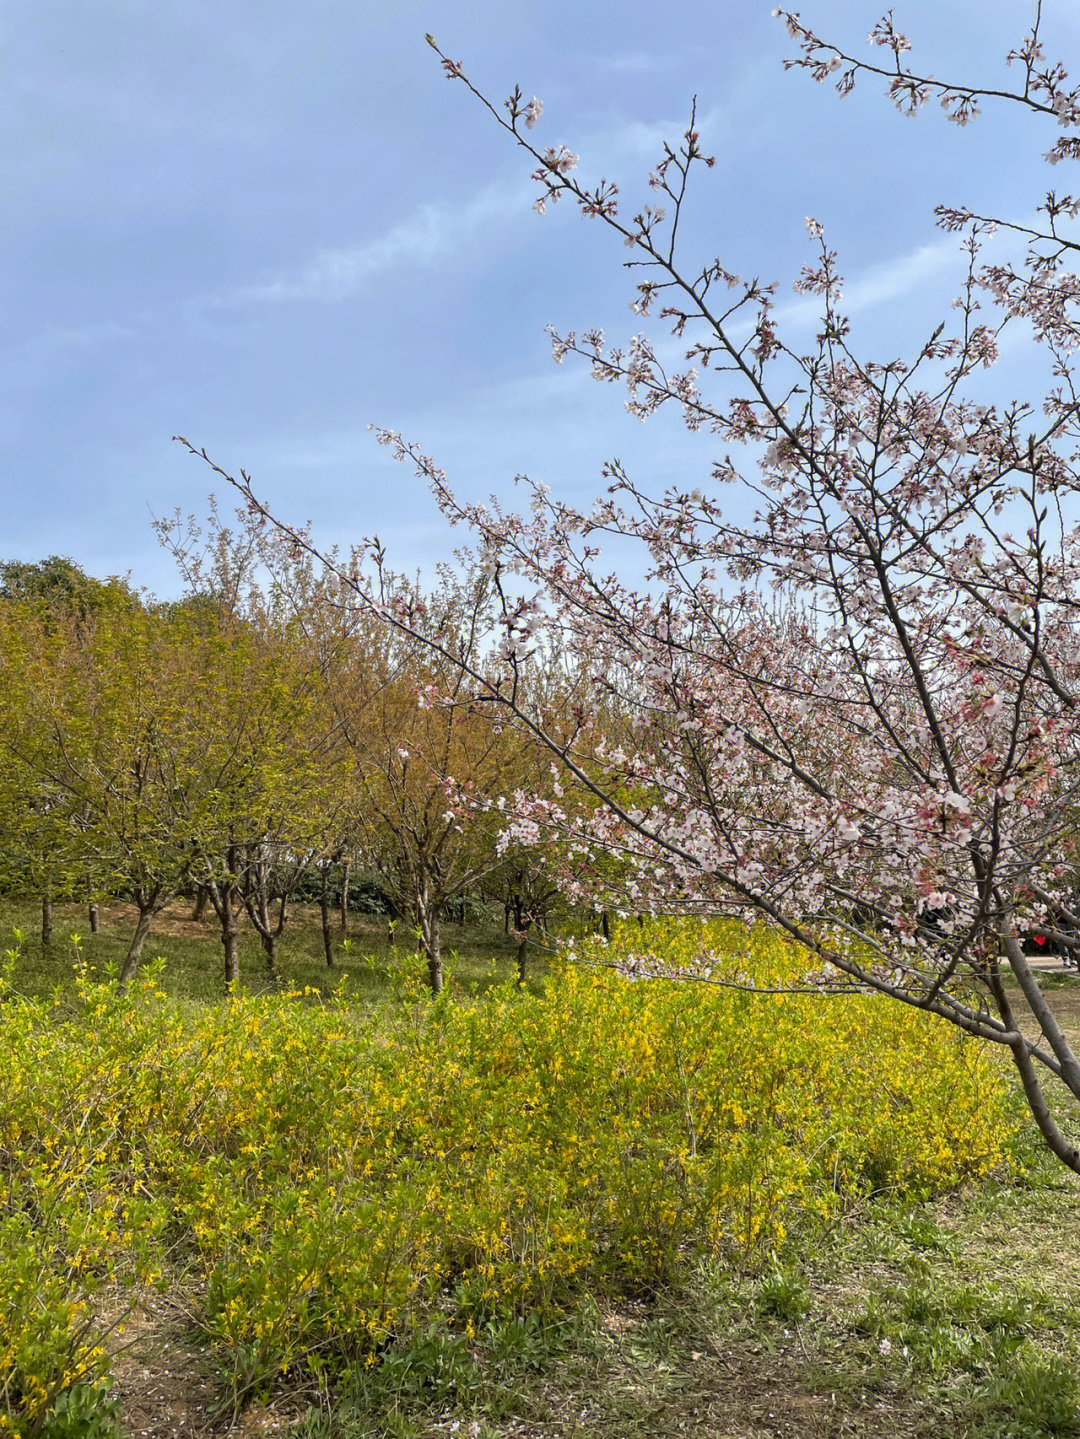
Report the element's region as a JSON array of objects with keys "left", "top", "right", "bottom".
[{"left": 1, "top": 895, "right": 550, "bottom": 1009}]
